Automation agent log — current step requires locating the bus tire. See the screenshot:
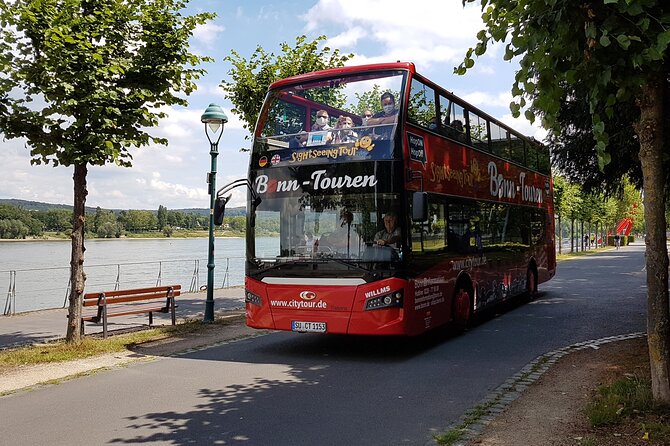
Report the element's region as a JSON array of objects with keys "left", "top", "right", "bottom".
[{"left": 452, "top": 284, "right": 472, "bottom": 333}]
